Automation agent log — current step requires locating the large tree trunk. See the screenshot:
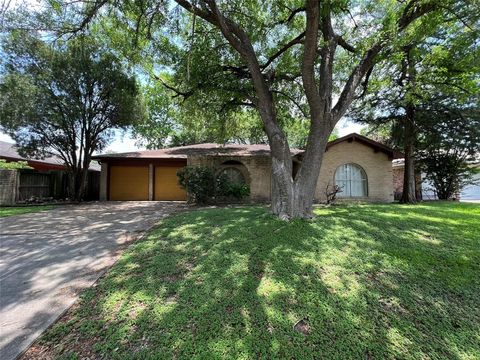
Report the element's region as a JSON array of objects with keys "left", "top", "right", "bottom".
[
  {"left": 270, "top": 165, "right": 324, "bottom": 220},
  {"left": 401, "top": 106, "right": 417, "bottom": 204},
  {"left": 400, "top": 47, "right": 417, "bottom": 204},
  {"left": 270, "top": 122, "right": 330, "bottom": 219},
  {"left": 265, "top": 124, "right": 296, "bottom": 219},
  {"left": 78, "top": 152, "right": 91, "bottom": 200},
  {"left": 67, "top": 168, "right": 82, "bottom": 201},
  {"left": 67, "top": 169, "right": 77, "bottom": 200},
  {"left": 67, "top": 164, "right": 89, "bottom": 201}
]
